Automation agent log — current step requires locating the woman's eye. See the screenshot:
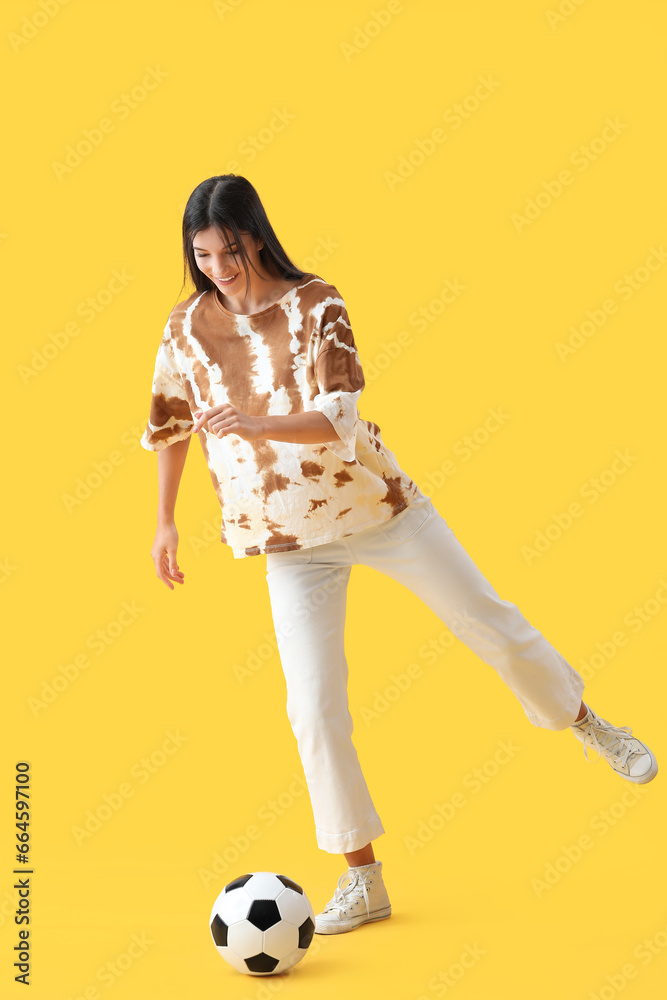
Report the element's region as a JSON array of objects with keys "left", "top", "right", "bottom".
[{"left": 195, "top": 247, "right": 238, "bottom": 259}]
